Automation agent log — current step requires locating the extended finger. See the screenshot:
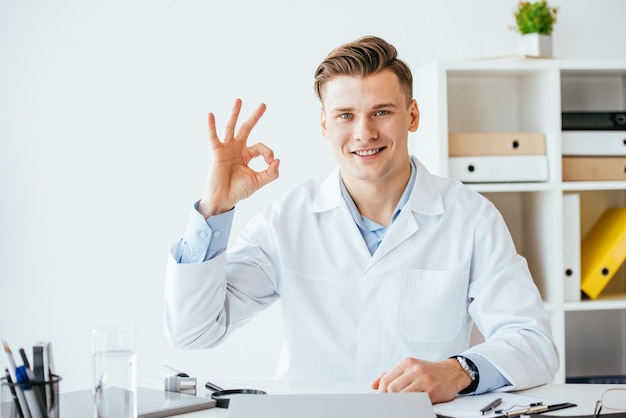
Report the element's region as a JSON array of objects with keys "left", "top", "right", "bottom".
[
  {"left": 235, "top": 102, "right": 267, "bottom": 142},
  {"left": 207, "top": 112, "right": 221, "bottom": 148},
  {"left": 223, "top": 98, "right": 243, "bottom": 142},
  {"left": 383, "top": 371, "right": 414, "bottom": 393}
]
